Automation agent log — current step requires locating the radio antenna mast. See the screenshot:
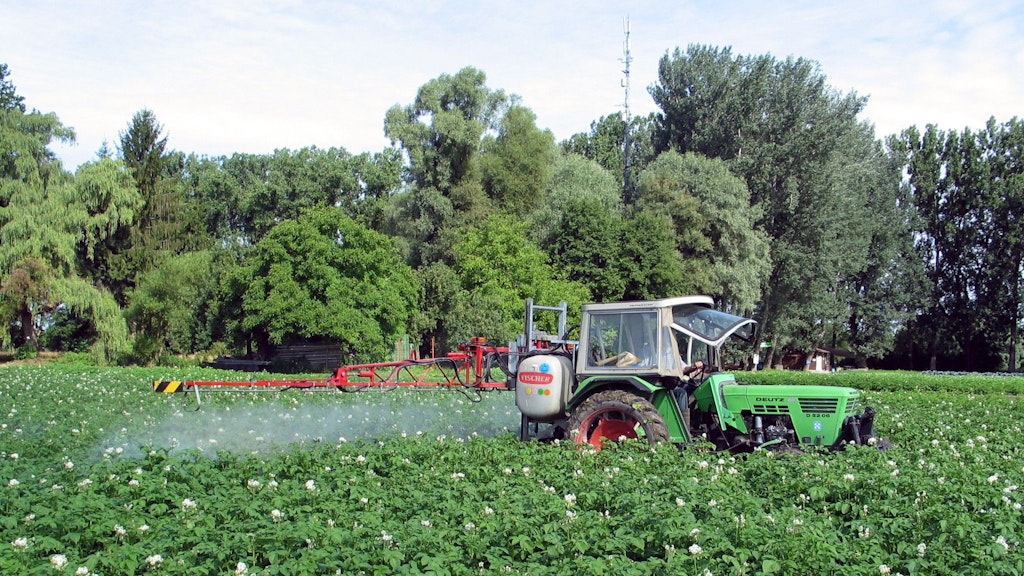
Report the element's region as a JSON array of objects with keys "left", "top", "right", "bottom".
[{"left": 621, "top": 16, "right": 634, "bottom": 201}]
